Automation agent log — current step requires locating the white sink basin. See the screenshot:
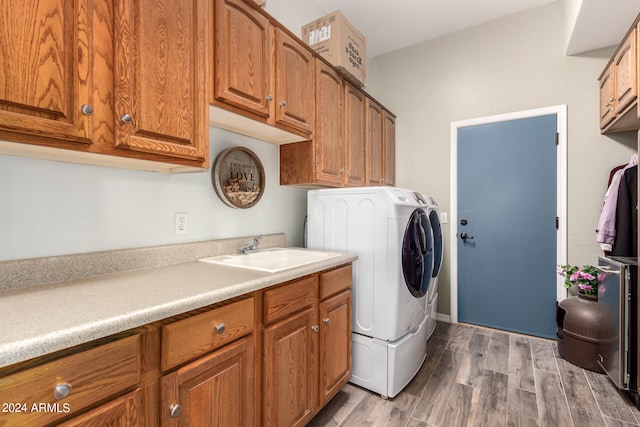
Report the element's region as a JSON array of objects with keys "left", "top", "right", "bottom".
[{"left": 198, "top": 248, "right": 341, "bottom": 273}]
